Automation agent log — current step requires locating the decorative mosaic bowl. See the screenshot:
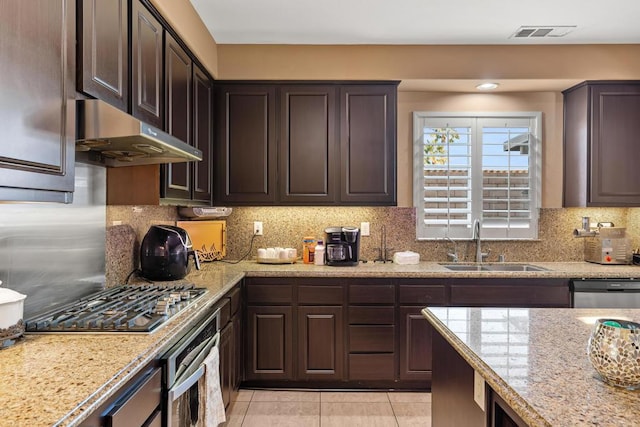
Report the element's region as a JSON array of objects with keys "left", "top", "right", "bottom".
[{"left": 588, "top": 319, "right": 640, "bottom": 390}]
